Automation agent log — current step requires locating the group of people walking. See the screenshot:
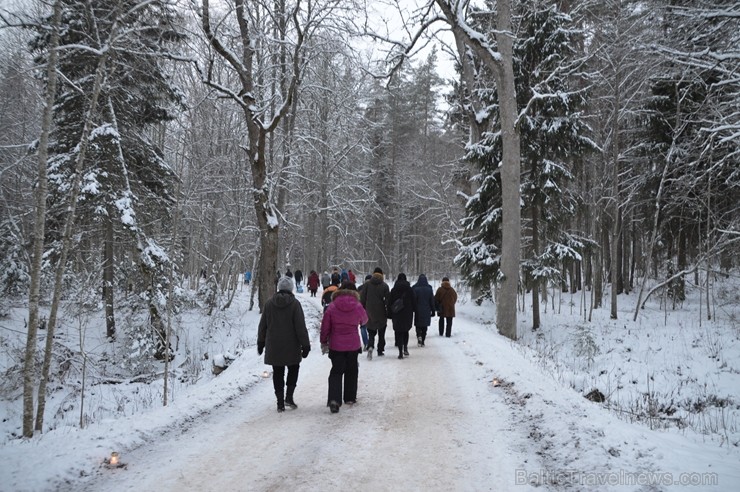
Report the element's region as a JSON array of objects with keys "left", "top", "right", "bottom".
[{"left": 257, "top": 268, "right": 458, "bottom": 413}]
